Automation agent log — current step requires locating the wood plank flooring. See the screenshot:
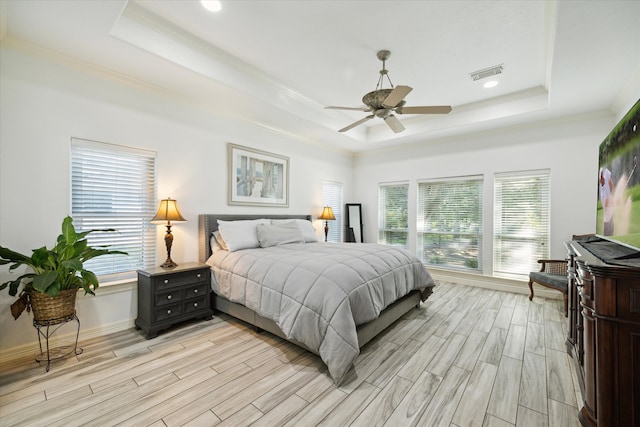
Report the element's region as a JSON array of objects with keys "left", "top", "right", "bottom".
[{"left": 0, "top": 282, "right": 581, "bottom": 426}]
